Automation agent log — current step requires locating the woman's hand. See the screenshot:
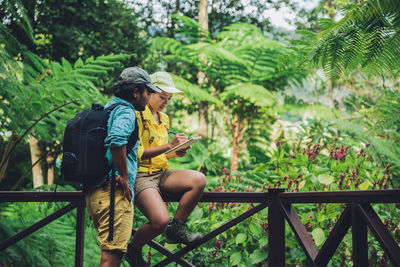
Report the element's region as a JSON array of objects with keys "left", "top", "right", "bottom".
[
  {"left": 169, "top": 133, "right": 188, "bottom": 148},
  {"left": 175, "top": 146, "right": 190, "bottom": 157}
]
